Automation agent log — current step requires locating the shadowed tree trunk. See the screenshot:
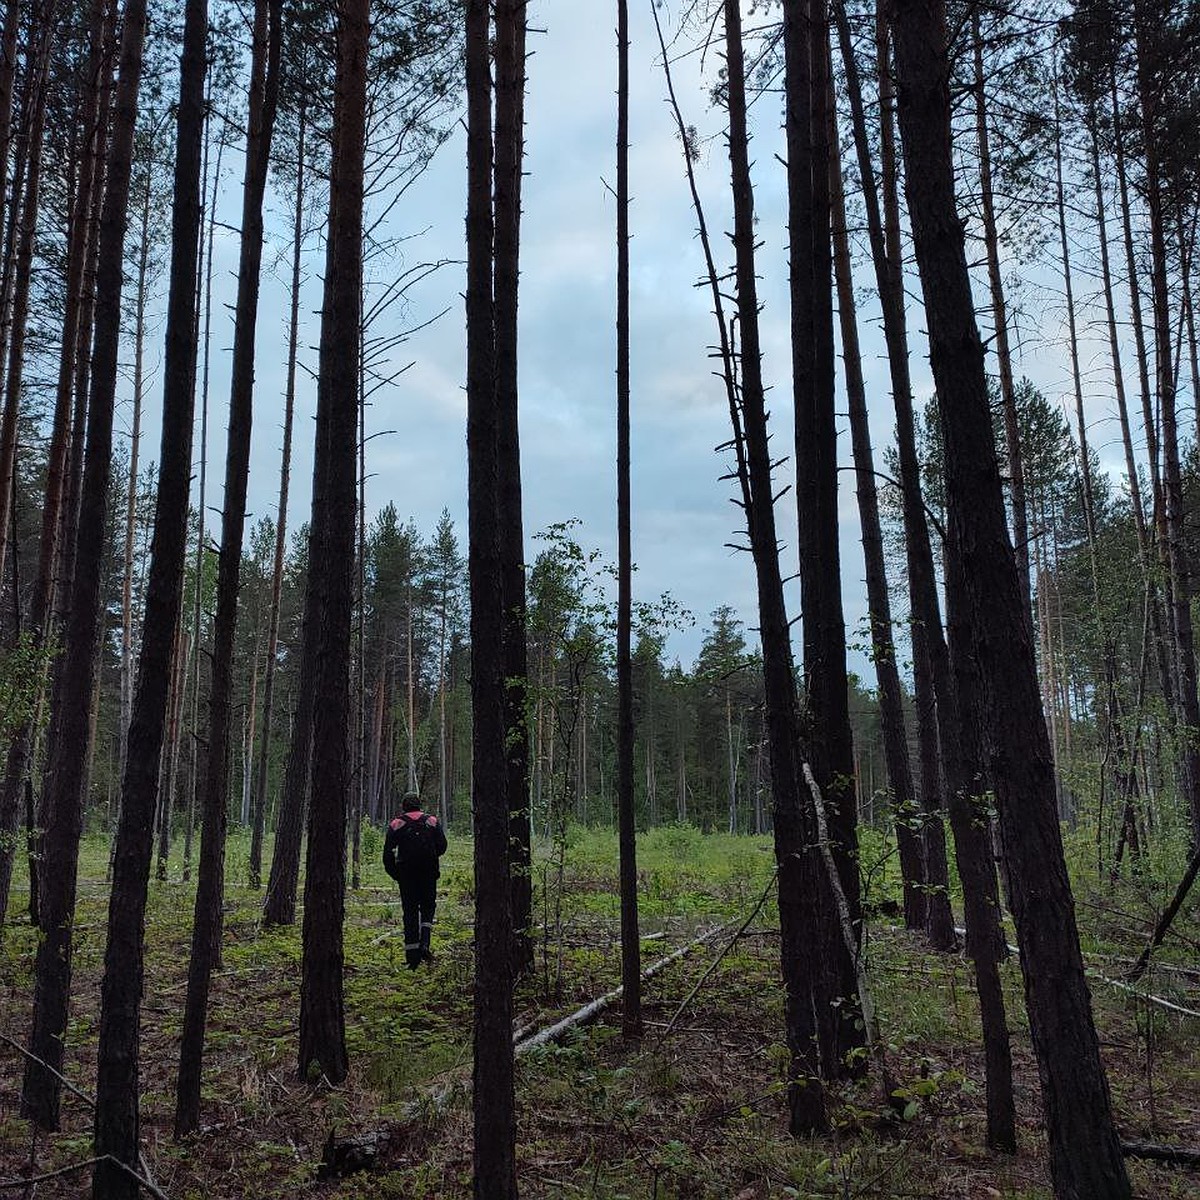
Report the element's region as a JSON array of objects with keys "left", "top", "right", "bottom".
[
  {"left": 467, "top": 0, "right": 517, "bottom": 1190},
  {"left": 829, "top": 95, "right": 924, "bottom": 933},
  {"left": 837, "top": 0, "right": 957, "bottom": 954},
  {"left": 971, "top": 10, "right": 1031, "bottom": 633},
  {"left": 790, "top": 2, "right": 860, "bottom": 944},
  {"left": 21, "top": 0, "right": 148, "bottom": 1130},
  {"left": 494, "top": 0, "right": 531, "bottom": 979},
  {"left": 91, "top": 0, "right": 206, "bottom": 1186},
  {"left": 175, "top": 0, "right": 284, "bottom": 1133},
  {"left": 251, "top": 70, "right": 307, "bottom": 891},
  {"left": 0, "top": 0, "right": 54, "bottom": 590},
  {"left": 297, "top": 0, "right": 367, "bottom": 1085},
  {"left": 1132, "top": 0, "right": 1200, "bottom": 851},
  {"left": 614, "top": 0, "right": 641, "bottom": 1040},
  {"left": 891, "top": 0, "right": 1131, "bottom": 1191},
  {"left": 686, "top": 0, "right": 837, "bottom": 1130},
  {"left": 0, "top": 0, "right": 110, "bottom": 935}
]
